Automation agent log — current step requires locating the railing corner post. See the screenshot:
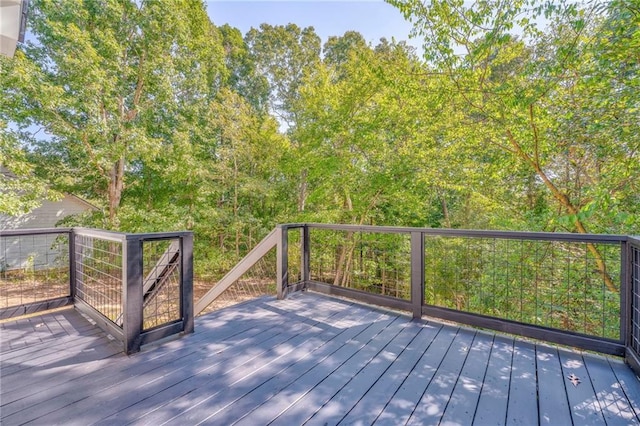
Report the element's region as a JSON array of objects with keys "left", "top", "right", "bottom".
[
  {"left": 624, "top": 238, "right": 640, "bottom": 371},
  {"left": 277, "top": 225, "right": 289, "bottom": 300},
  {"left": 410, "top": 231, "right": 424, "bottom": 319},
  {"left": 123, "top": 235, "right": 144, "bottom": 355},
  {"left": 69, "top": 229, "right": 76, "bottom": 300},
  {"left": 181, "top": 232, "right": 194, "bottom": 335}
]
